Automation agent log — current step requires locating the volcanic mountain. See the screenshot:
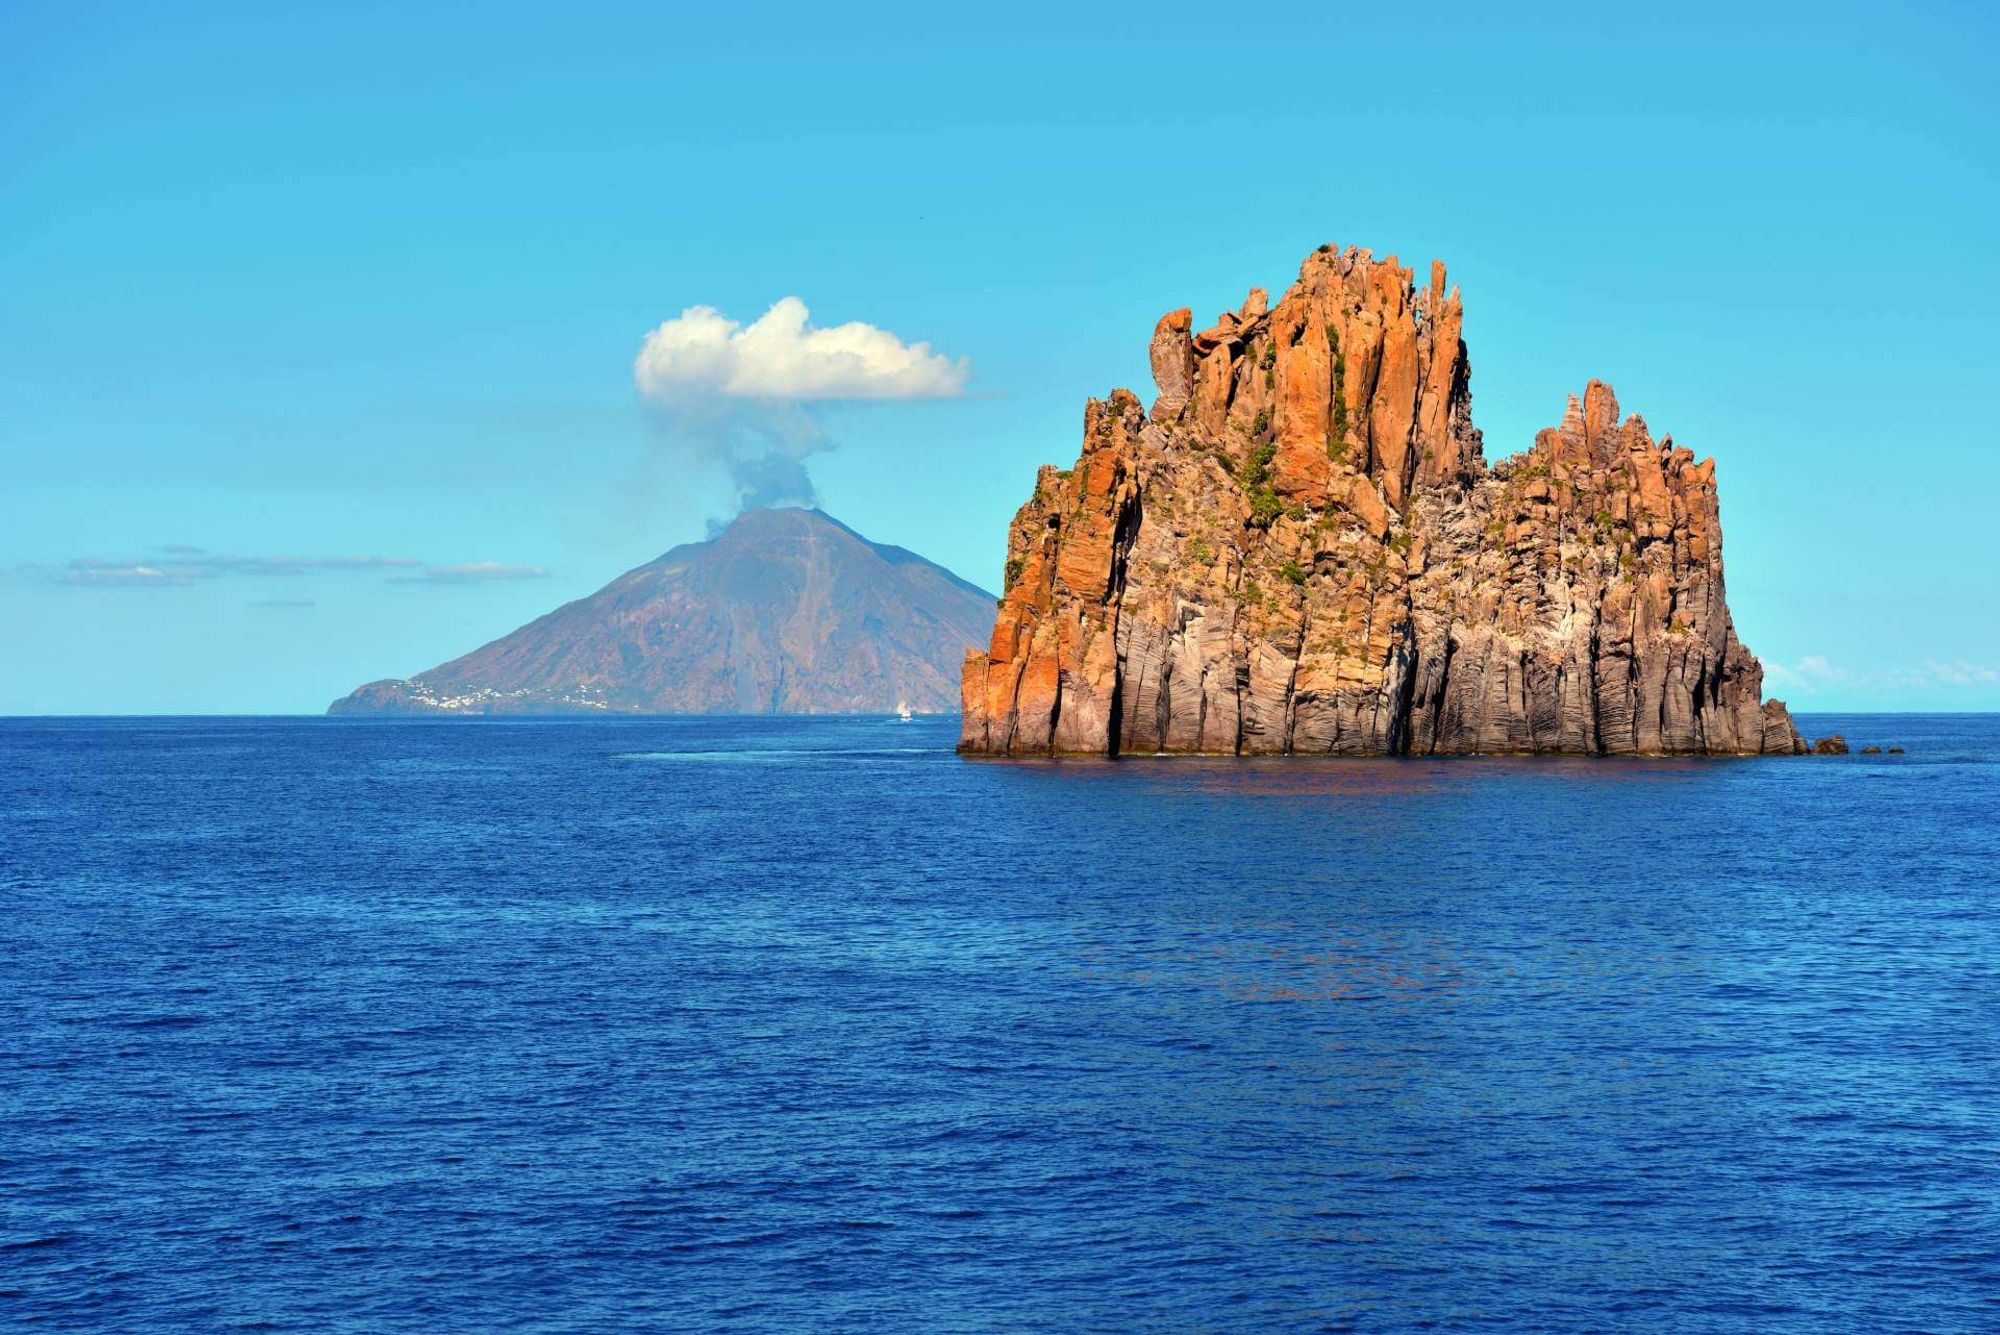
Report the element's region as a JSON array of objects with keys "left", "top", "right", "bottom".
[
  {"left": 331, "top": 508, "right": 995, "bottom": 715},
  {"left": 961, "top": 242, "right": 1806, "bottom": 756}
]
